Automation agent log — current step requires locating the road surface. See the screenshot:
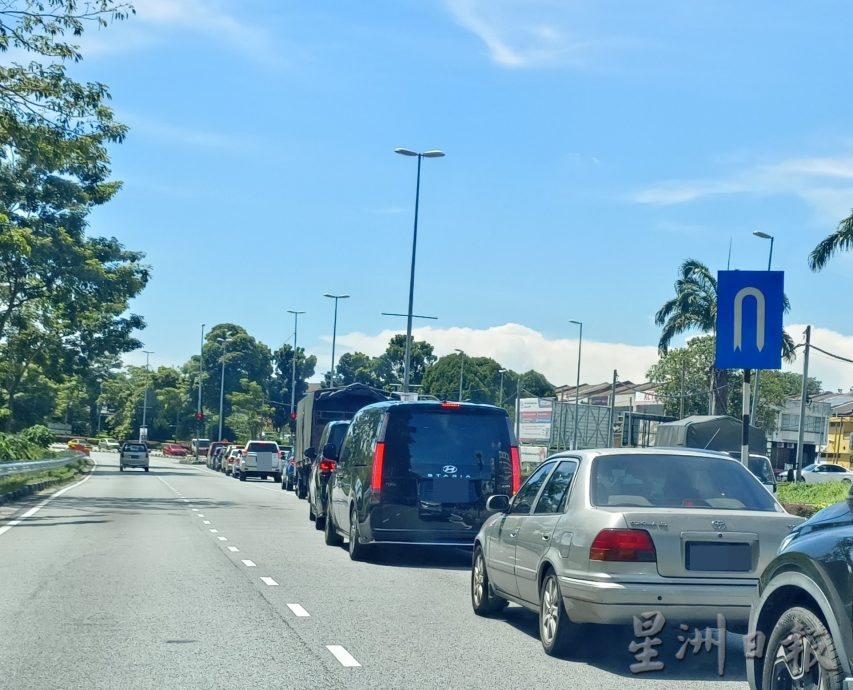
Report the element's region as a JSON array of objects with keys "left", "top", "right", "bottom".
[{"left": 0, "top": 452, "right": 752, "bottom": 689}]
